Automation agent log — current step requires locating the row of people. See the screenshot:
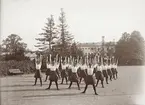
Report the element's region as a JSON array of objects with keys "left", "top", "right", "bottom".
[{"left": 33, "top": 54, "right": 118, "bottom": 95}]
